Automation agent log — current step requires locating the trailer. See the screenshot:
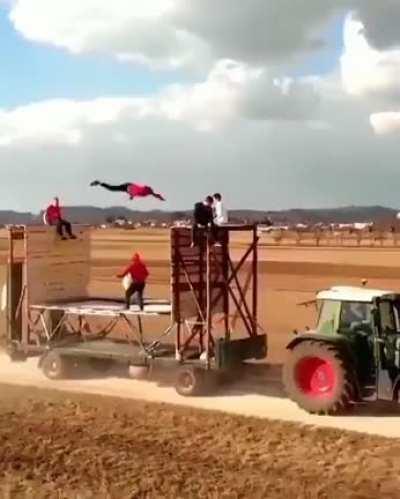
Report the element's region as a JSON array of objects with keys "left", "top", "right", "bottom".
[{"left": 5, "top": 224, "right": 267, "bottom": 395}]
